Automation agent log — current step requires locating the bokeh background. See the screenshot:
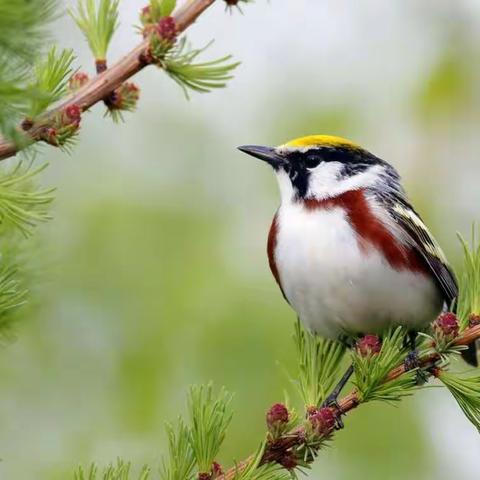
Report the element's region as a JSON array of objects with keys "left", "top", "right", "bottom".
[{"left": 1, "top": 0, "right": 480, "bottom": 478}]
